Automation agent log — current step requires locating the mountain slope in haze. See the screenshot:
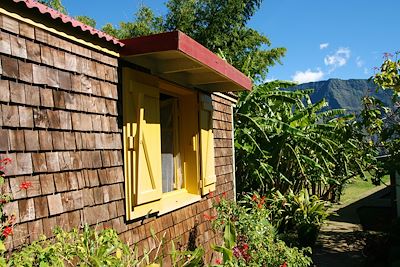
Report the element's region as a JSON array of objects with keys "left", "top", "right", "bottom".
[{"left": 288, "top": 79, "right": 393, "bottom": 113}]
